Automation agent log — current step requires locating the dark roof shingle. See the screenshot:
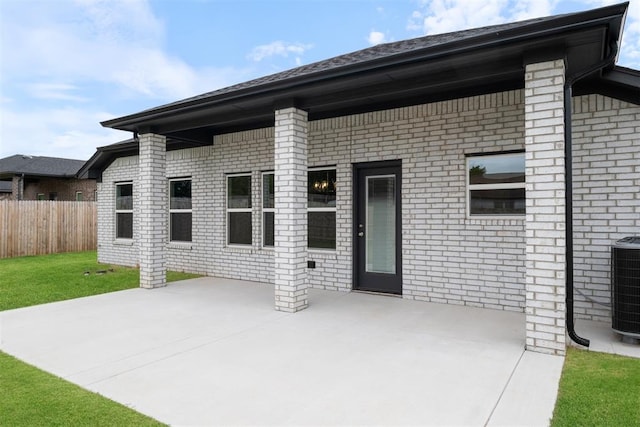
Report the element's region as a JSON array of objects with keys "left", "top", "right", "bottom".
[
  {"left": 0, "top": 155, "right": 86, "bottom": 178},
  {"left": 139, "top": 14, "right": 561, "bottom": 114}
]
